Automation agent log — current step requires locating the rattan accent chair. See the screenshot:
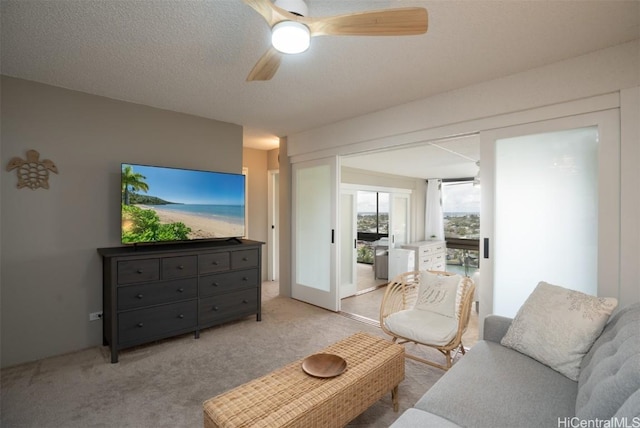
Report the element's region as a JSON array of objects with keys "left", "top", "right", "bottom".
[{"left": 379, "top": 270, "right": 476, "bottom": 371}]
